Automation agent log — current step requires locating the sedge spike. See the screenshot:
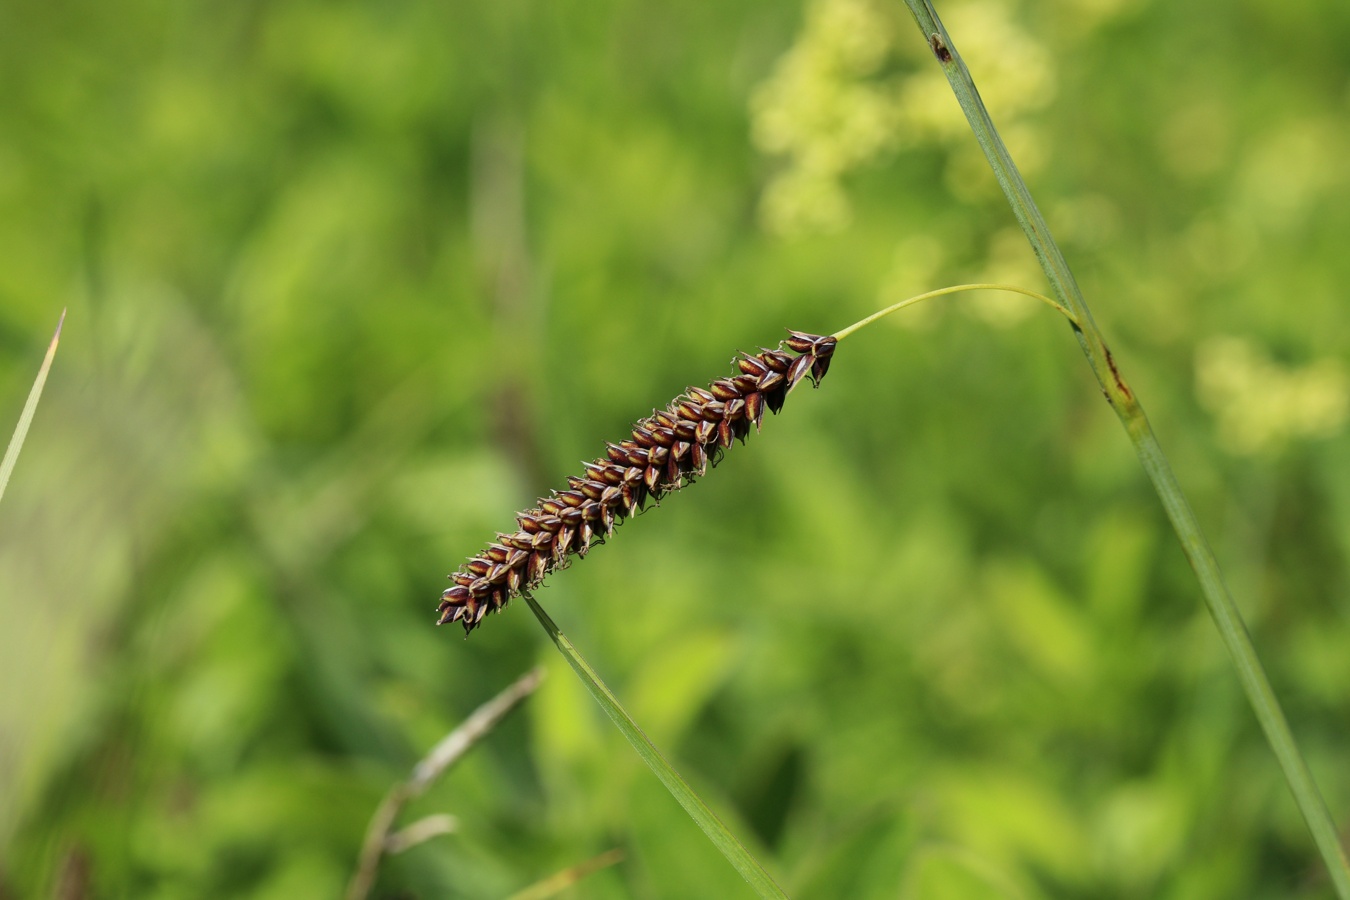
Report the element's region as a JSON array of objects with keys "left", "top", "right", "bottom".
[{"left": 438, "top": 330, "right": 837, "bottom": 633}]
